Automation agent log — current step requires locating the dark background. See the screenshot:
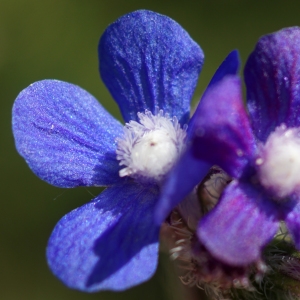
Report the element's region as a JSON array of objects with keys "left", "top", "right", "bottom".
[{"left": 2, "top": 1, "right": 300, "bottom": 299}]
